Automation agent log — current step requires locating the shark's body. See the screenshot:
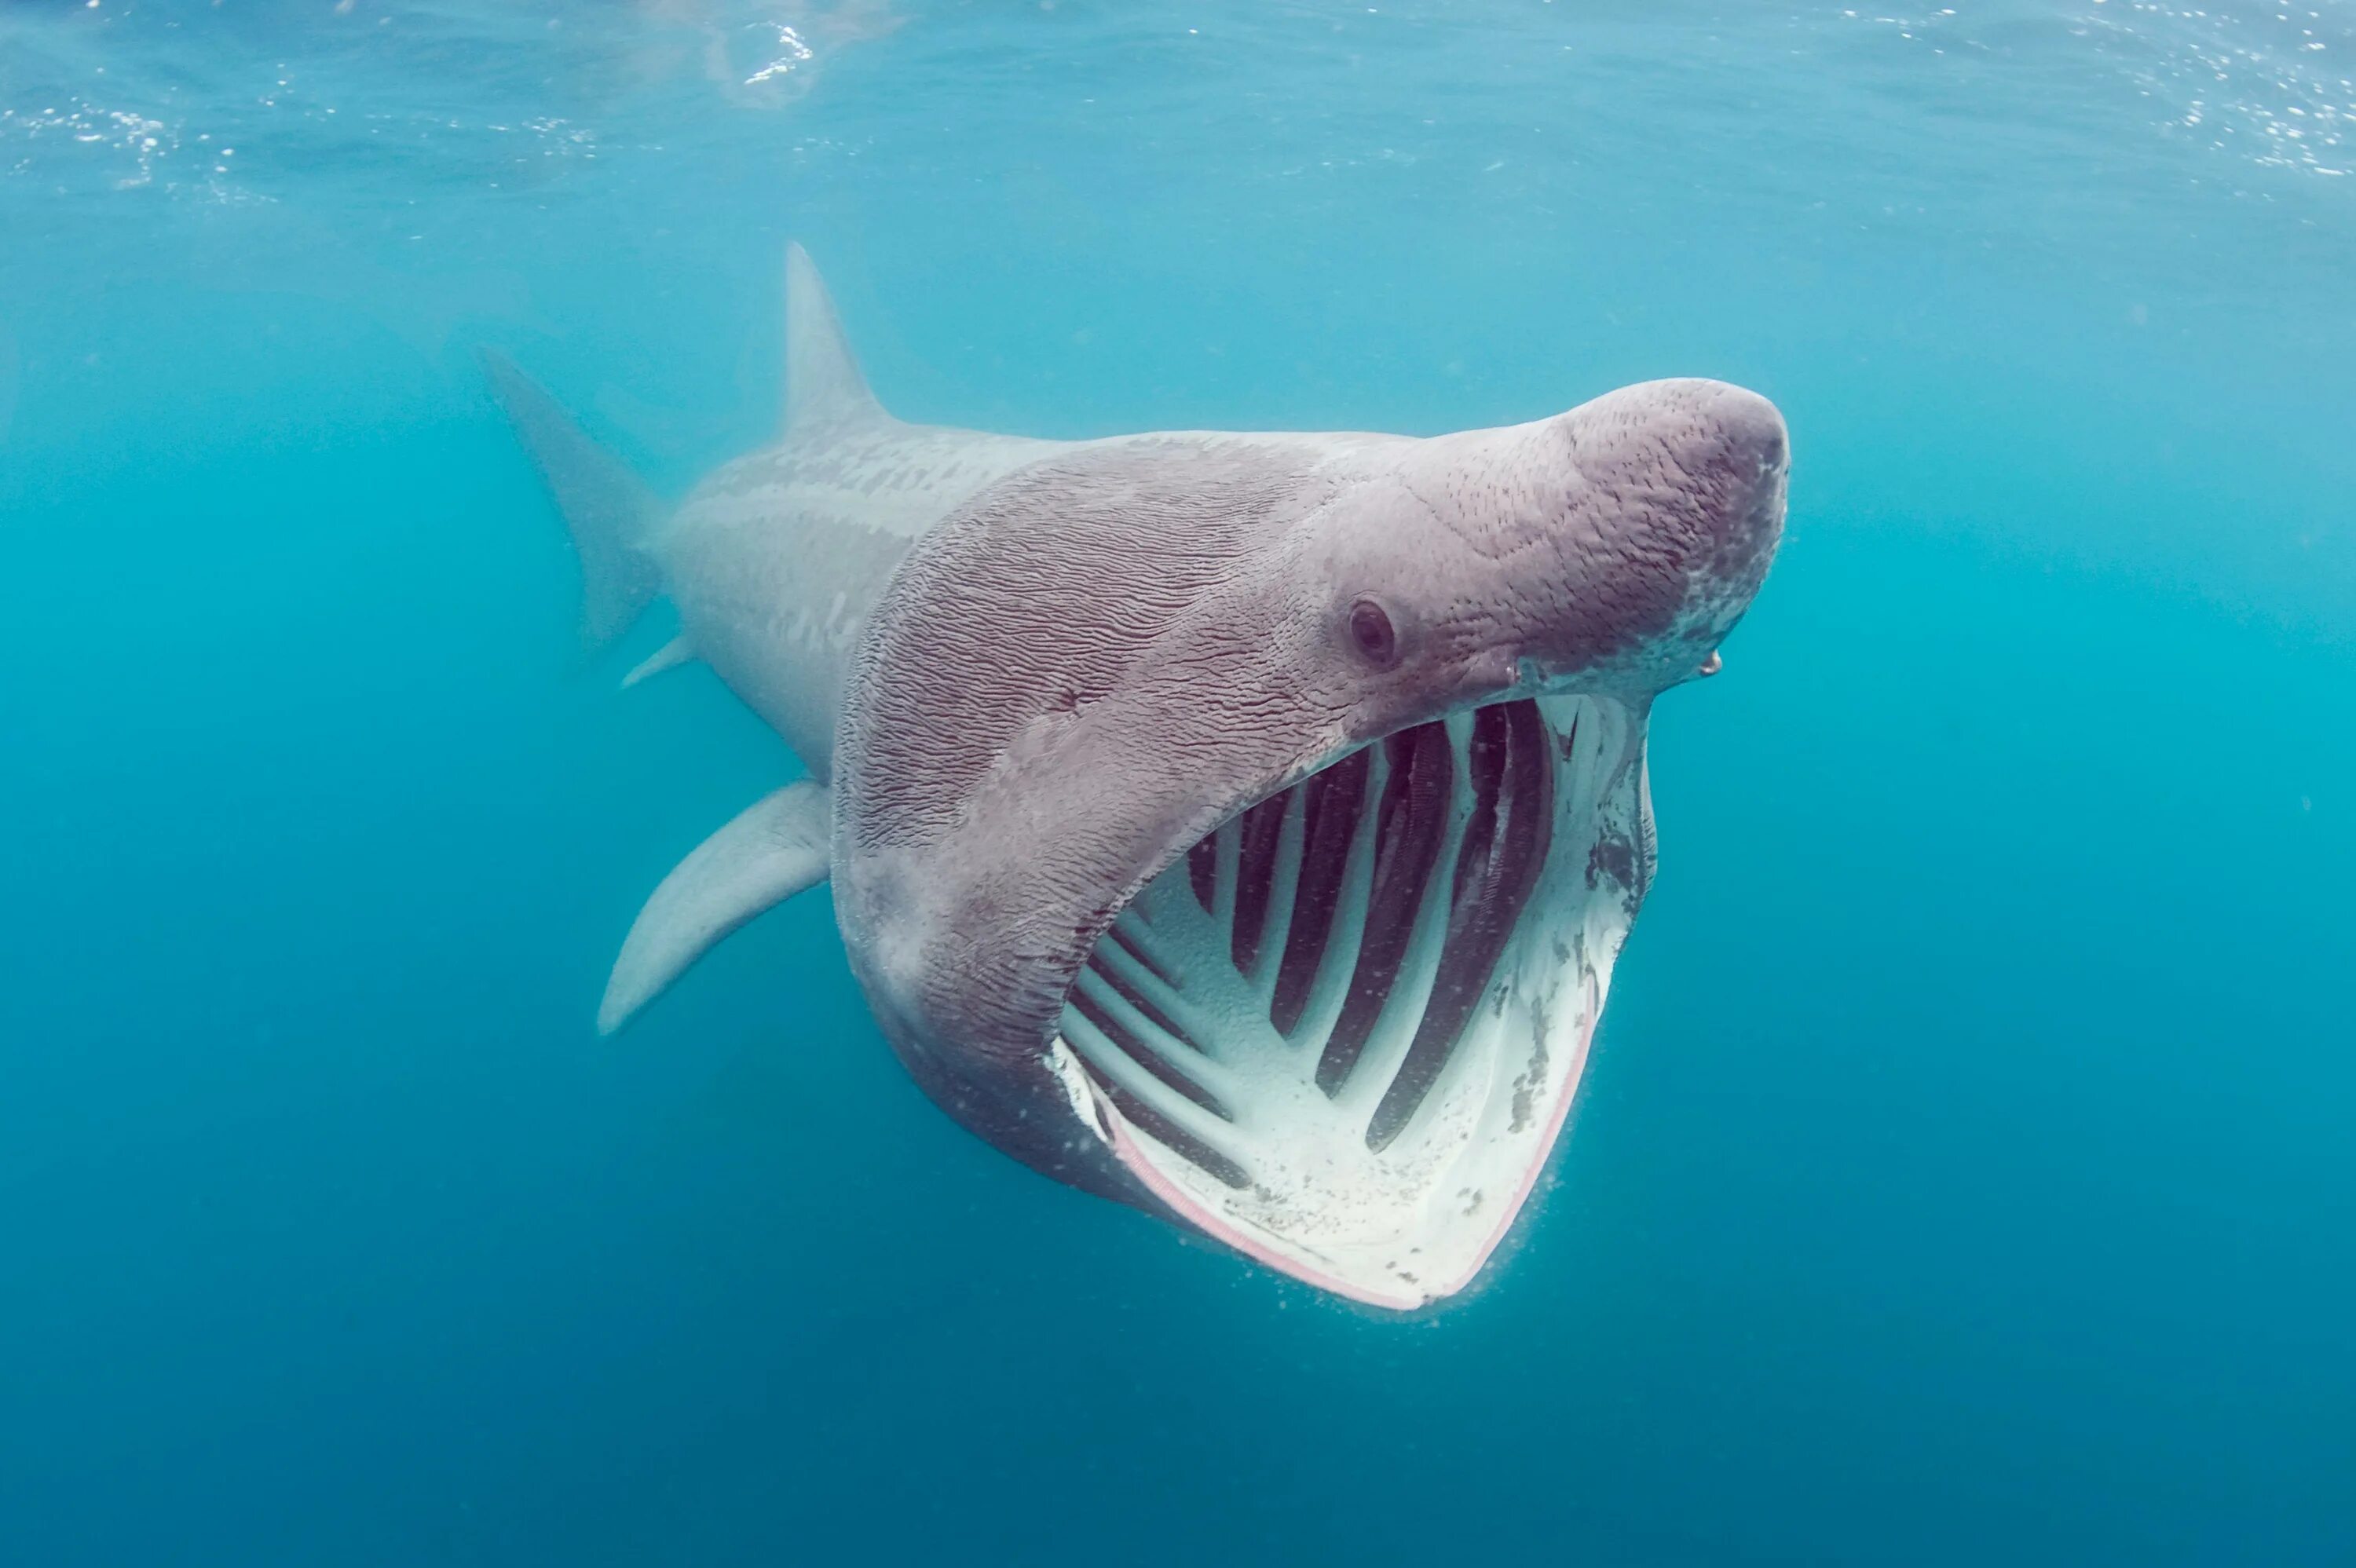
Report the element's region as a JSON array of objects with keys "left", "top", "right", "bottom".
[
  {"left": 489, "top": 247, "right": 1788, "bottom": 1309},
  {"left": 664, "top": 418, "right": 1057, "bottom": 771}
]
